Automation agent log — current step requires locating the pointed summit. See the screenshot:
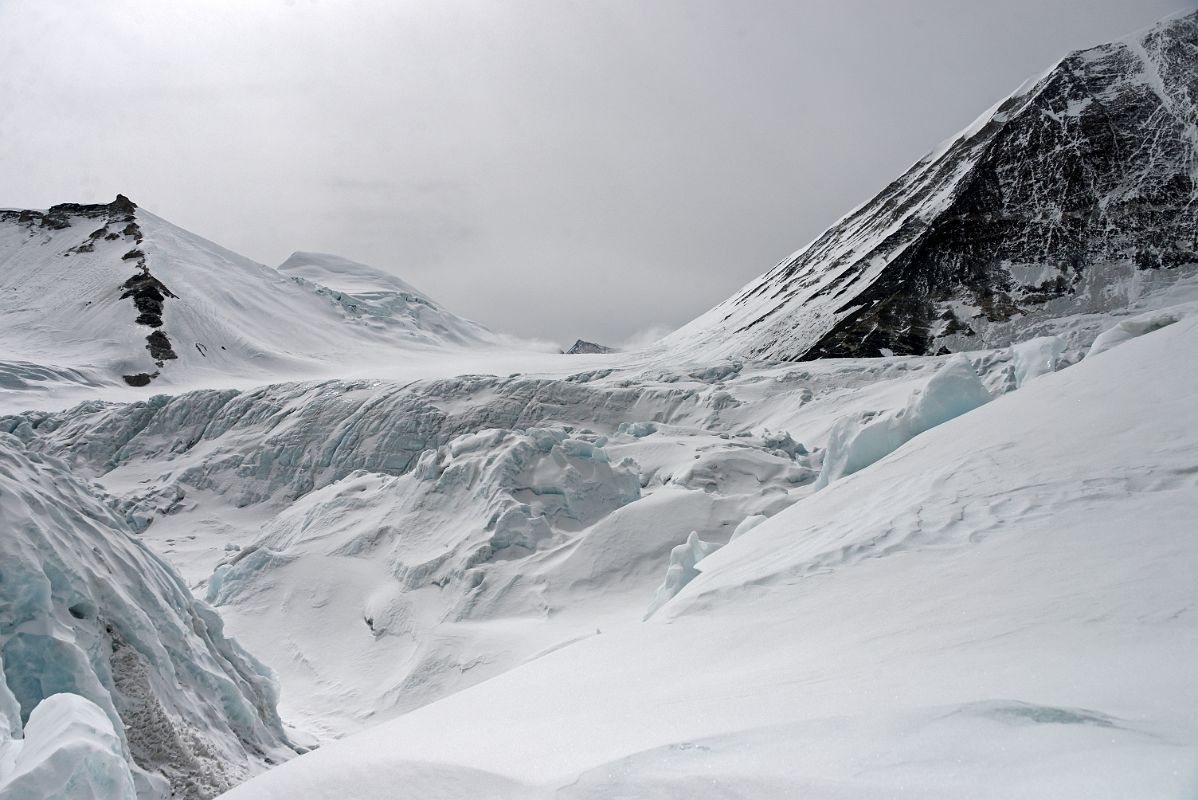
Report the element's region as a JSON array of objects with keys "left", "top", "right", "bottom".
[{"left": 668, "top": 11, "right": 1198, "bottom": 361}]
